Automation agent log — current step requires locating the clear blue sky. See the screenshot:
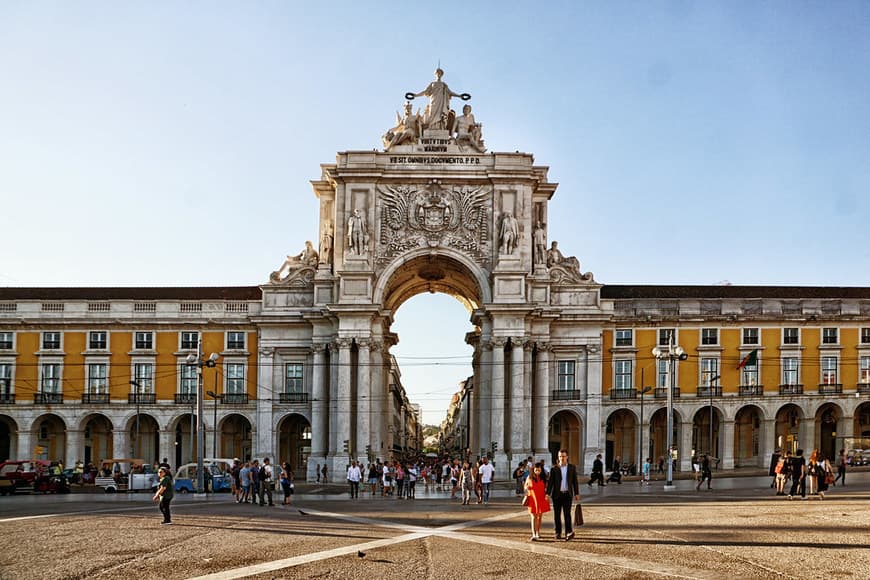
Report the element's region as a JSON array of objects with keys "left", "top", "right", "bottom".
[{"left": 2, "top": 2, "right": 869, "bottom": 423}]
